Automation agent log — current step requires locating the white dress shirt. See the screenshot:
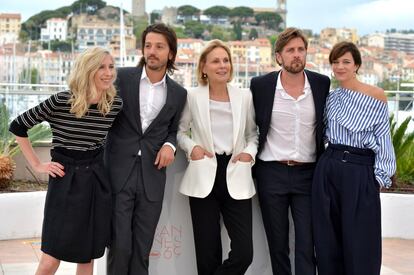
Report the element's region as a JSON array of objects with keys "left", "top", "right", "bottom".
[
  {"left": 140, "top": 67, "right": 167, "bottom": 132},
  {"left": 258, "top": 72, "right": 317, "bottom": 162},
  {"left": 209, "top": 99, "right": 233, "bottom": 155},
  {"left": 139, "top": 67, "right": 175, "bottom": 153}
]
